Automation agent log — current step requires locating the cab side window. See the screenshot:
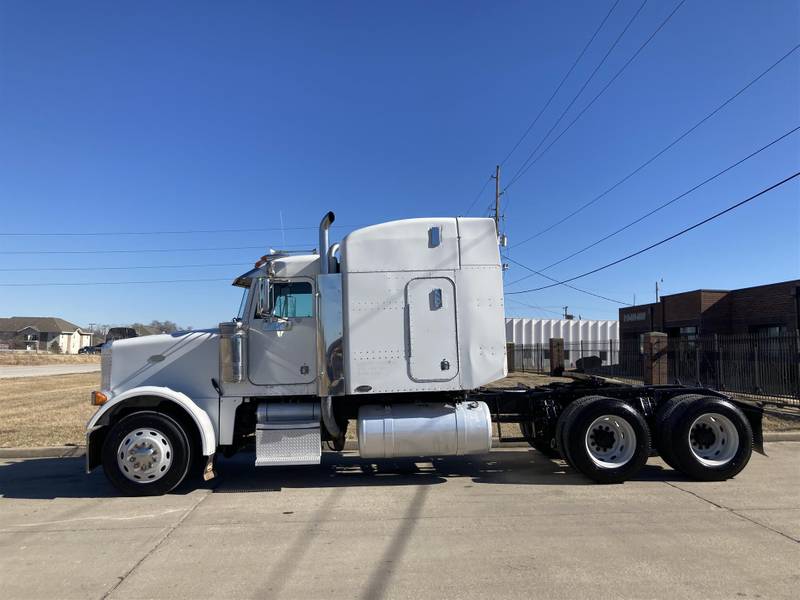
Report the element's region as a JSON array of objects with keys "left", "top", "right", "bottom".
[
  {"left": 271, "top": 281, "right": 313, "bottom": 318},
  {"left": 254, "top": 278, "right": 269, "bottom": 319}
]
